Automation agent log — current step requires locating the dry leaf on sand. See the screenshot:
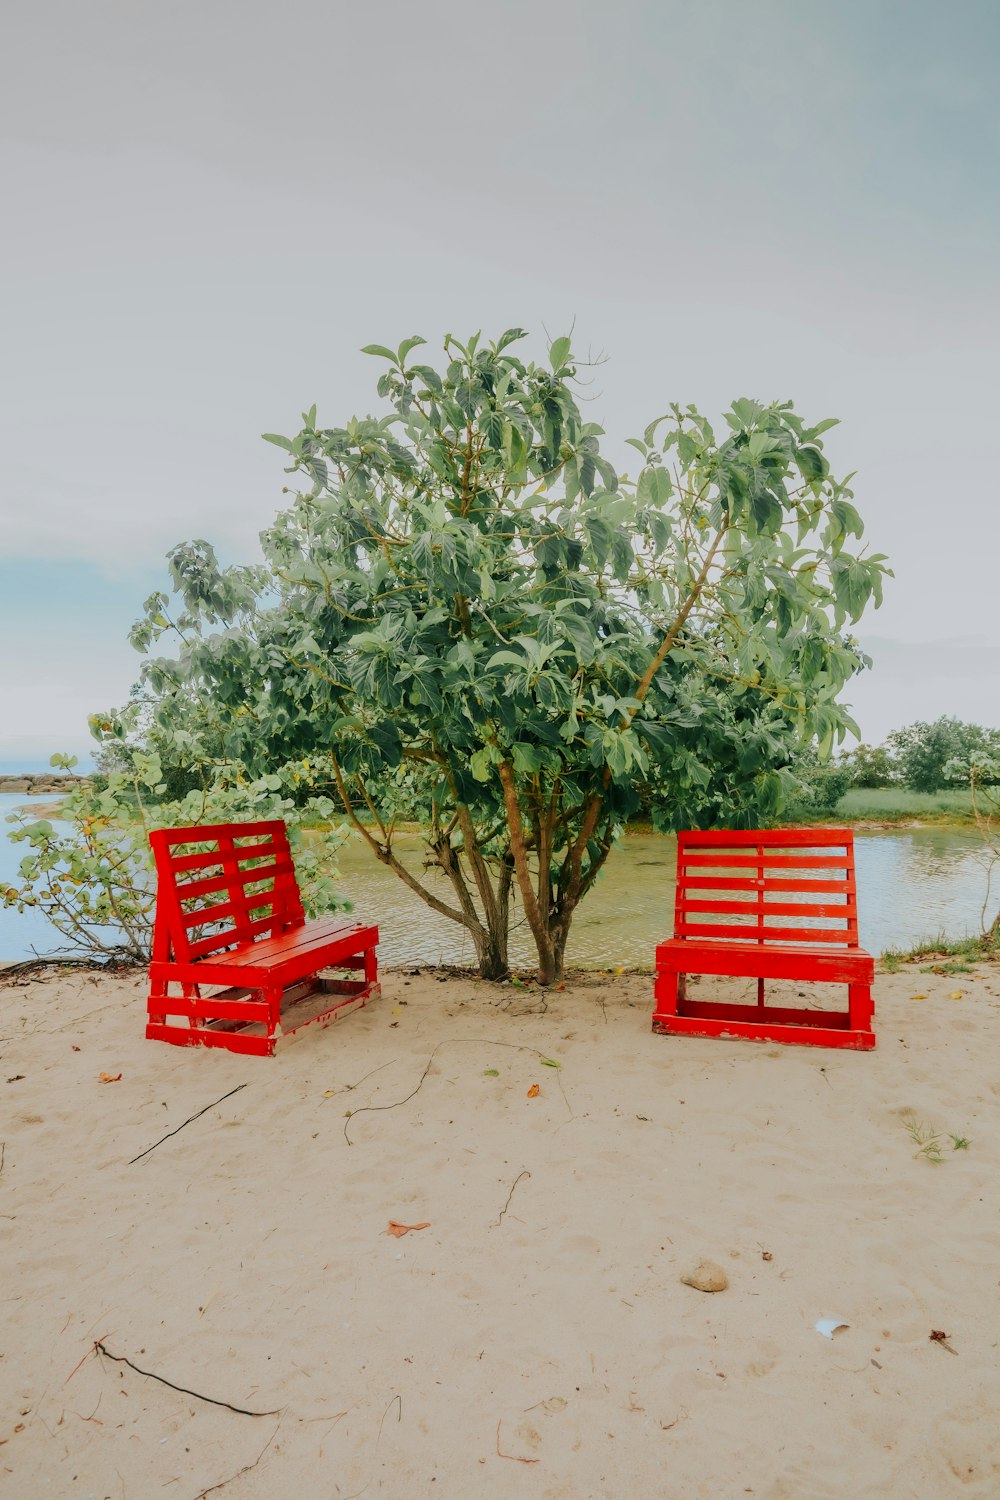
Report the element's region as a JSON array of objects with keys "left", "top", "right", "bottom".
[
  {"left": 527, "top": 1084, "right": 540, "bottom": 1098},
  {"left": 386, "top": 1221, "right": 430, "bottom": 1238},
  {"left": 99, "top": 1072, "right": 122, "bottom": 1084}
]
